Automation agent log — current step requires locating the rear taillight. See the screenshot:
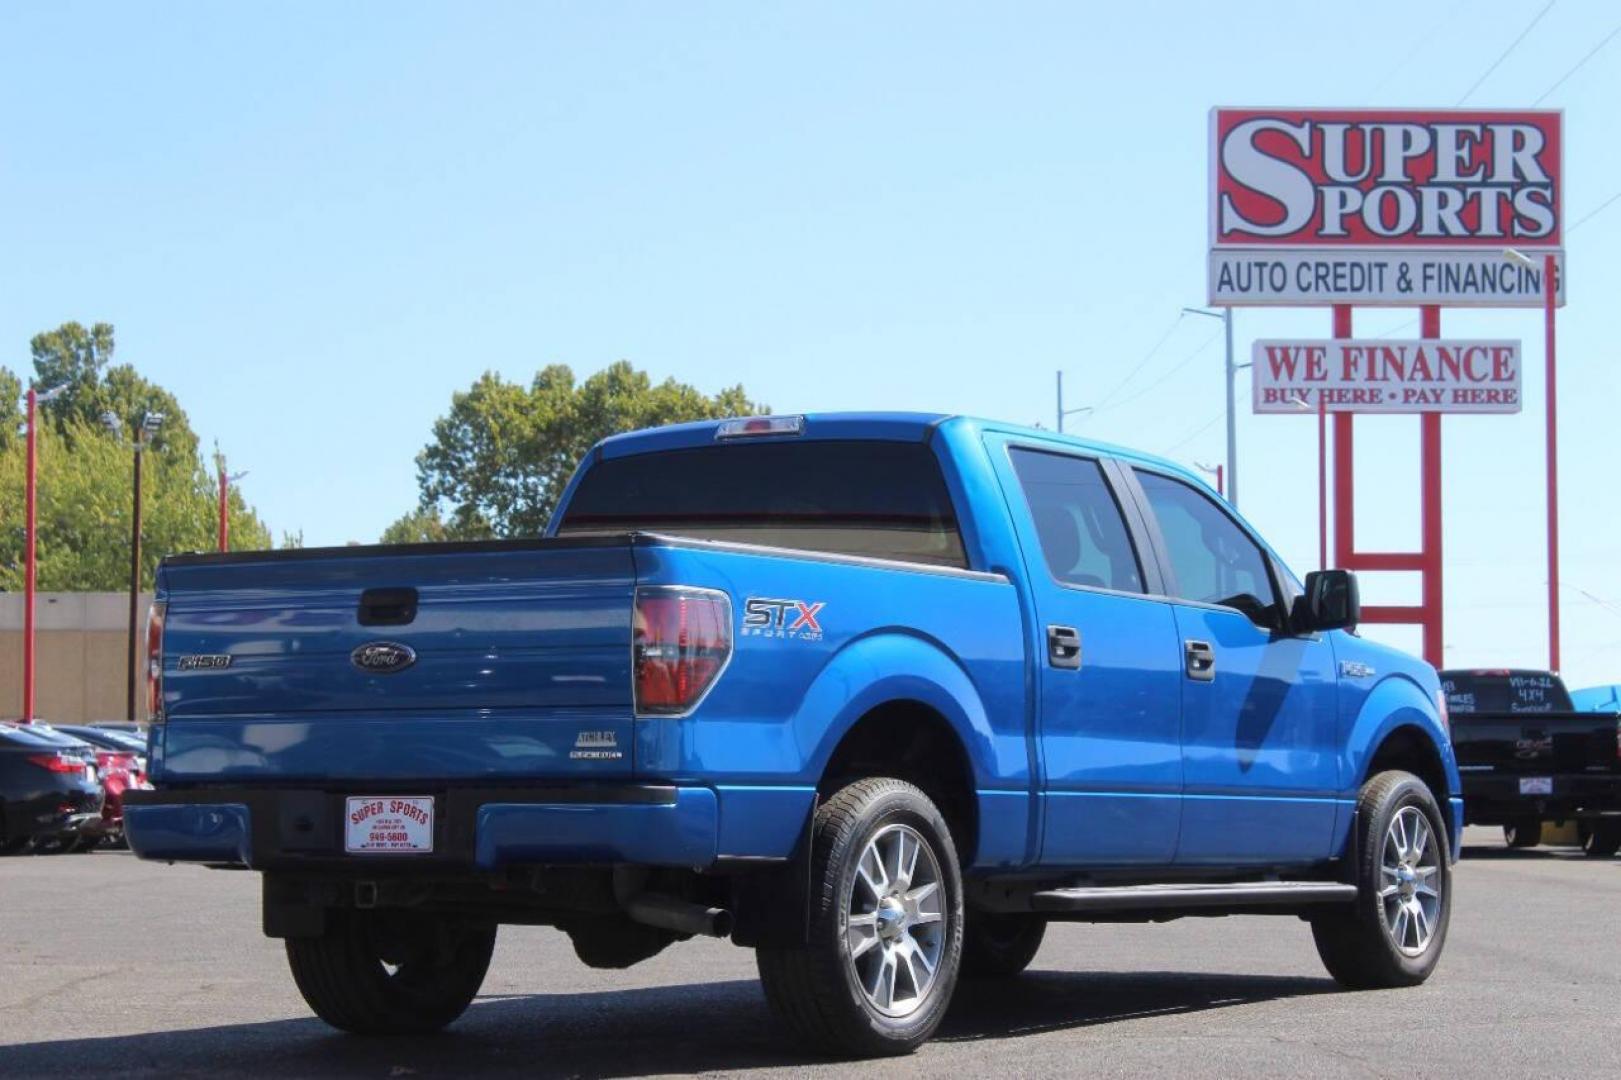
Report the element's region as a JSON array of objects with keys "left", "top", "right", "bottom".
[
  {"left": 27, "top": 752, "right": 86, "bottom": 774},
  {"left": 633, "top": 586, "right": 732, "bottom": 716},
  {"left": 146, "top": 600, "right": 166, "bottom": 724}
]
